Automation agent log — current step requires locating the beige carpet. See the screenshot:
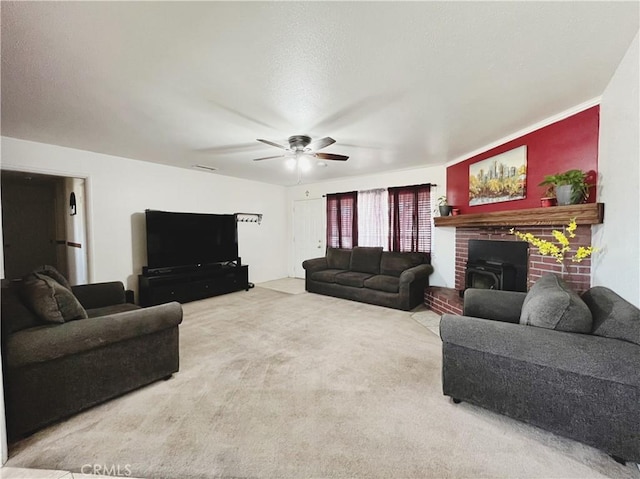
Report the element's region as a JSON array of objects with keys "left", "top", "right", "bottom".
[
  {"left": 256, "top": 277, "right": 307, "bottom": 295},
  {"left": 6, "top": 288, "right": 639, "bottom": 479}
]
